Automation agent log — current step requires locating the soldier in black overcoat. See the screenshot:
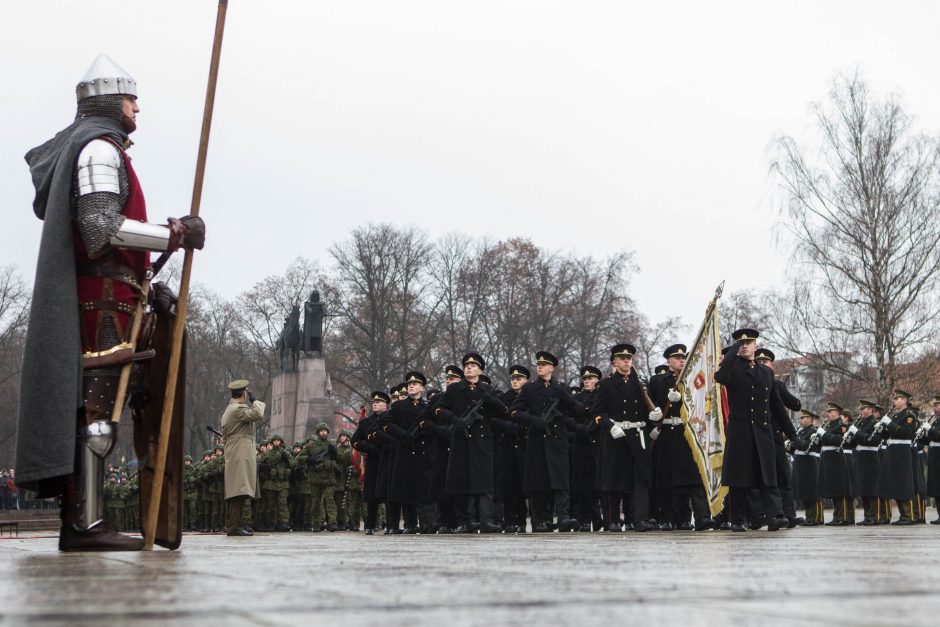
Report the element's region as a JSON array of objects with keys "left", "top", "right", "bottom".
[
  {"left": 713, "top": 329, "right": 788, "bottom": 532},
  {"left": 816, "top": 402, "right": 855, "bottom": 525},
  {"left": 569, "top": 366, "right": 602, "bottom": 531},
  {"left": 351, "top": 392, "right": 390, "bottom": 534},
  {"left": 649, "top": 344, "right": 715, "bottom": 531},
  {"left": 382, "top": 371, "right": 434, "bottom": 533},
  {"left": 434, "top": 353, "right": 507, "bottom": 533},
  {"left": 590, "top": 344, "right": 655, "bottom": 532},
  {"left": 874, "top": 389, "right": 918, "bottom": 524},
  {"left": 844, "top": 400, "right": 882, "bottom": 525},
  {"left": 788, "top": 410, "right": 823, "bottom": 525},
  {"left": 420, "top": 366, "right": 463, "bottom": 533},
  {"left": 510, "top": 351, "right": 582, "bottom": 533},
  {"left": 754, "top": 348, "right": 801, "bottom": 527},
  {"left": 919, "top": 395, "right": 940, "bottom": 524},
  {"left": 494, "top": 365, "right": 530, "bottom": 532}
]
